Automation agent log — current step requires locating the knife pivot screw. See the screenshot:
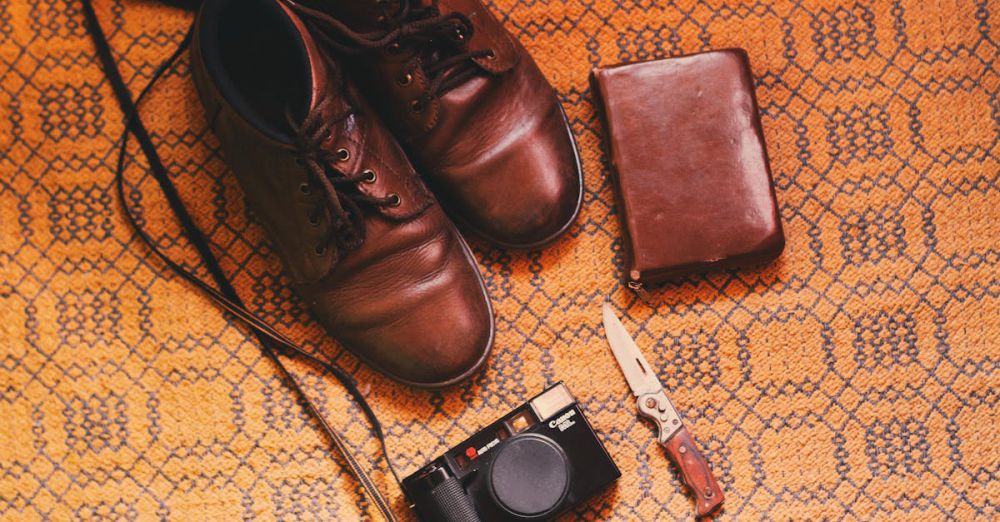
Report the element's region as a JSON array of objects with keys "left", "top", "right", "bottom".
[
  {"left": 646, "top": 398, "right": 657, "bottom": 409},
  {"left": 679, "top": 446, "right": 687, "bottom": 454},
  {"left": 673, "top": 419, "right": 679, "bottom": 425},
  {"left": 705, "top": 487, "right": 714, "bottom": 498}
]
